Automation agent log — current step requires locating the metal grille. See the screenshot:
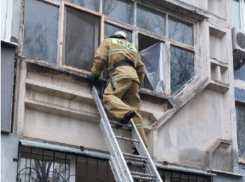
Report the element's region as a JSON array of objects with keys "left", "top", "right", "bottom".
[
  {"left": 17, "top": 146, "right": 115, "bottom": 182},
  {"left": 17, "top": 146, "right": 213, "bottom": 182},
  {"left": 158, "top": 169, "right": 212, "bottom": 182}
]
